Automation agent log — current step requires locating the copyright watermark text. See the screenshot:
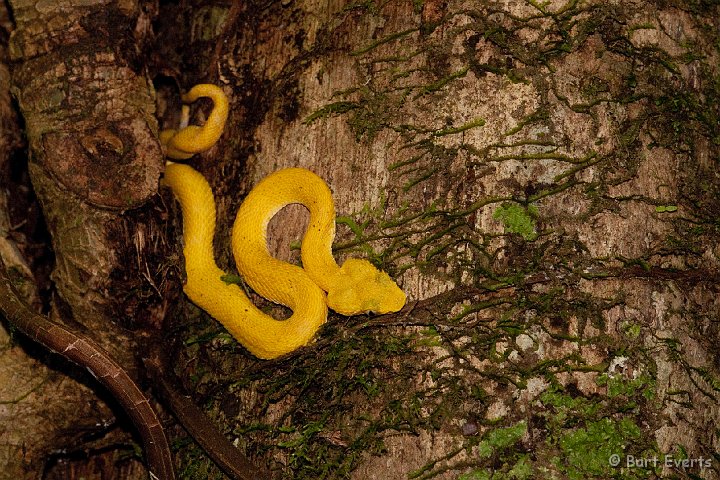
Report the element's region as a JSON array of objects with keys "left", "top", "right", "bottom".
[{"left": 609, "top": 454, "right": 712, "bottom": 469}]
